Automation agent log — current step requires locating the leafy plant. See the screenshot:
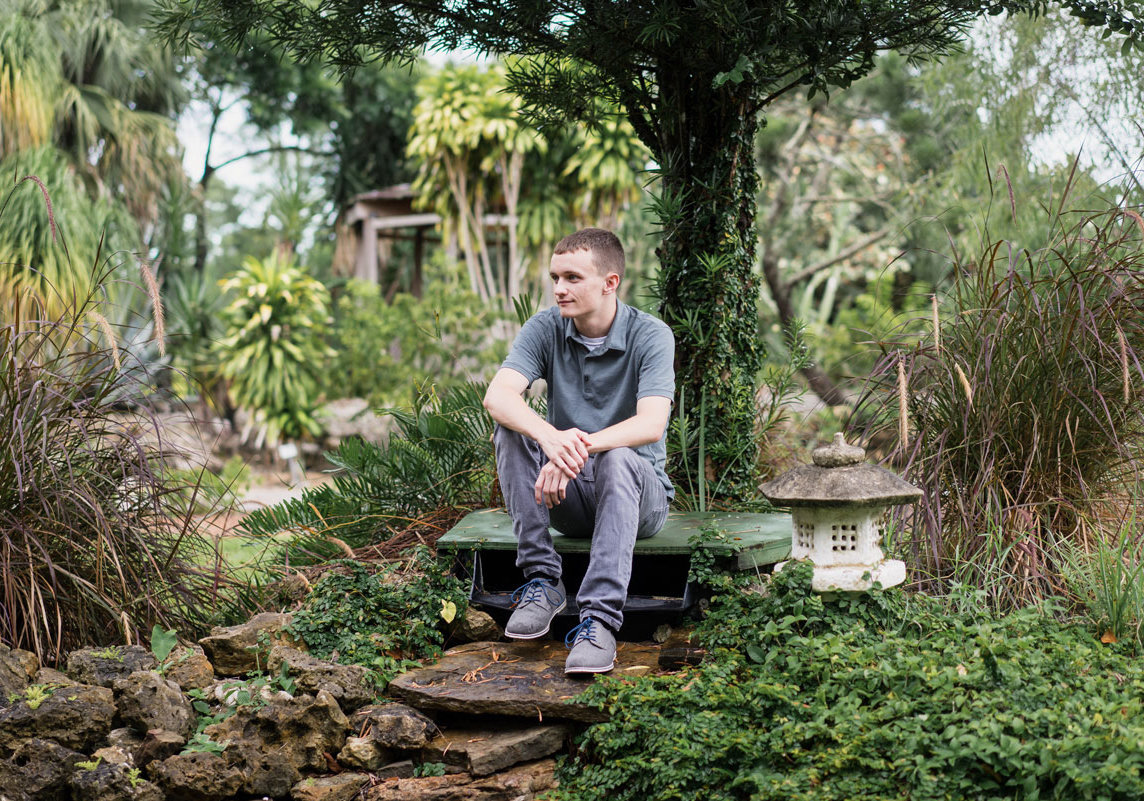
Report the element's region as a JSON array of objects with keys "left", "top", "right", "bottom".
[
  {"left": 414, "top": 762, "right": 447, "bottom": 777},
  {"left": 286, "top": 550, "right": 468, "bottom": 685},
  {"left": 150, "top": 625, "right": 179, "bottom": 663},
  {"left": 328, "top": 275, "right": 506, "bottom": 408},
  {"left": 239, "top": 382, "right": 496, "bottom": 556},
  {"left": 9, "top": 684, "right": 54, "bottom": 711},
  {"left": 853, "top": 188, "right": 1144, "bottom": 608},
  {"left": 215, "top": 249, "right": 335, "bottom": 448},
  {"left": 555, "top": 563, "right": 1144, "bottom": 801}
]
